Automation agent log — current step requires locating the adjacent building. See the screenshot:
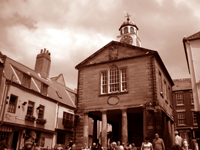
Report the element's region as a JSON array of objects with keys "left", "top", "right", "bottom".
[
  {"left": 172, "top": 78, "right": 200, "bottom": 148},
  {"left": 0, "top": 49, "right": 76, "bottom": 150},
  {"left": 74, "top": 15, "right": 175, "bottom": 150}
]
